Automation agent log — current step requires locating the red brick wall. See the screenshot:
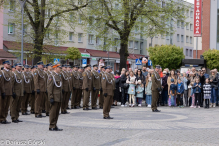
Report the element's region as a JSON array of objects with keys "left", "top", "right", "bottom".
[{"left": 198, "top": 0, "right": 211, "bottom": 58}]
